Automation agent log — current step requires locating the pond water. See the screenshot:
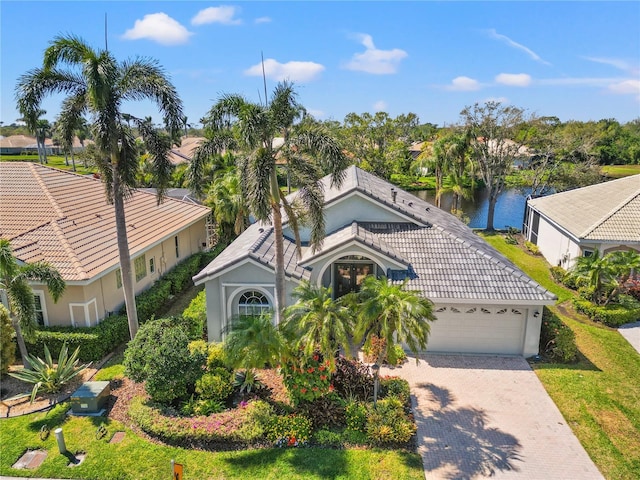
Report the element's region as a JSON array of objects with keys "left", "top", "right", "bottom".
[{"left": 411, "top": 187, "right": 530, "bottom": 230}]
